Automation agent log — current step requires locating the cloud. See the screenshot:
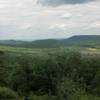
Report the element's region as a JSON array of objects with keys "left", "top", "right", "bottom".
[
  {"left": 60, "top": 13, "right": 73, "bottom": 19},
  {"left": 86, "top": 22, "right": 100, "bottom": 29},
  {"left": 49, "top": 24, "right": 67, "bottom": 30},
  {"left": 0, "top": 0, "right": 100, "bottom": 40},
  {"left": 37, "top": 0, "right": 96, "bottom": 6}
]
